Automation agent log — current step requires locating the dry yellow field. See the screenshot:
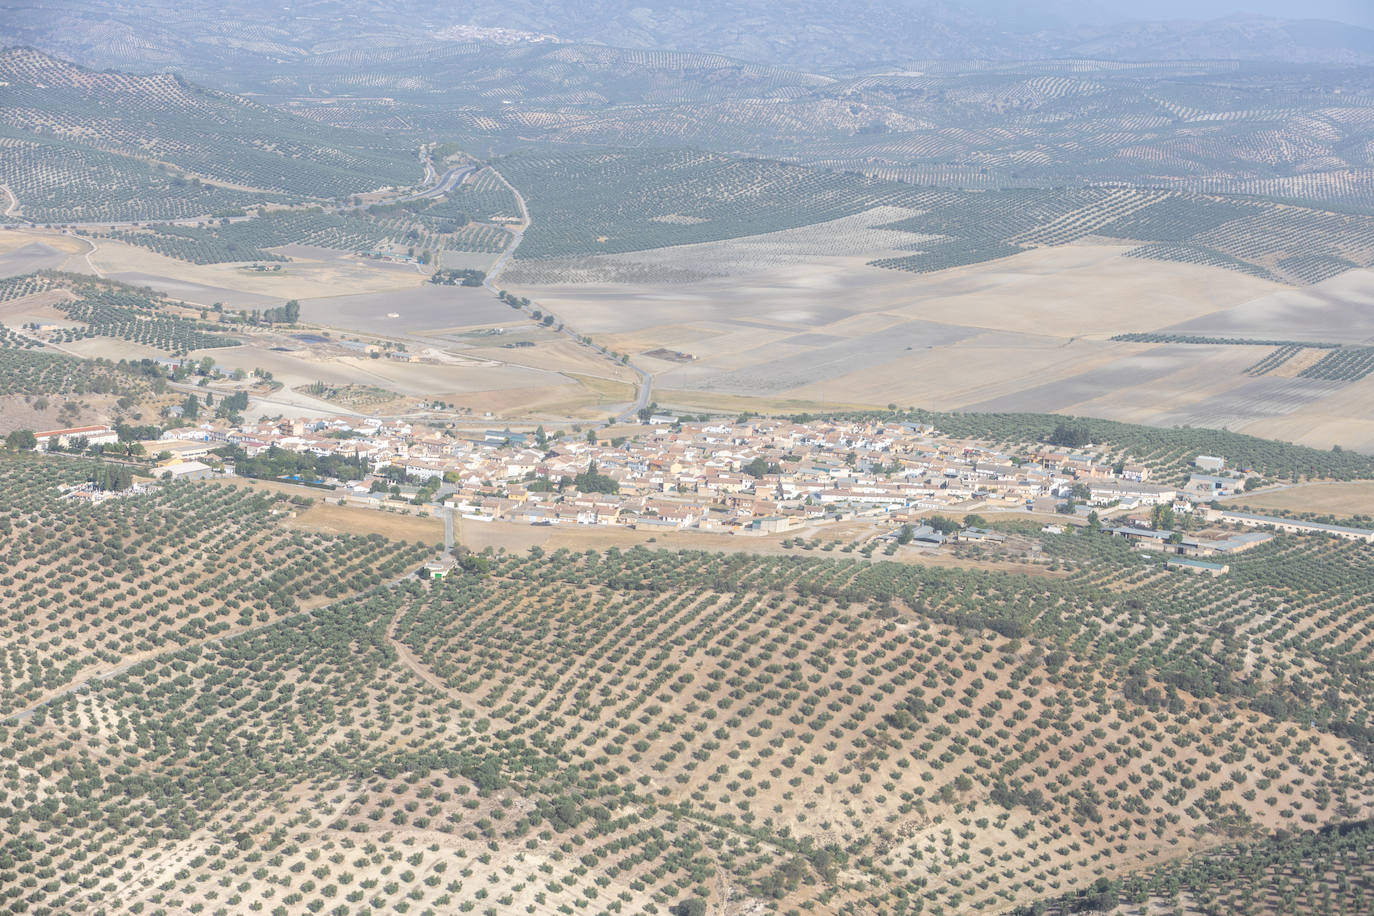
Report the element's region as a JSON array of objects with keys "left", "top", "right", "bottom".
[
  {"left": 1240, "top": 372, "right": 1374, "bottom": 453},
  {"left": 83, "top": 235, "right": 429, "bottom": 301},
  {"left": 1223, "top": 480, "right": 1374, "bottom": 516},
  {"left": 506, "top": 238, "right": 1303, "bottom": 421},
  {"left": 289, "top": 501, "right": 445, "bottom": 542}
]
